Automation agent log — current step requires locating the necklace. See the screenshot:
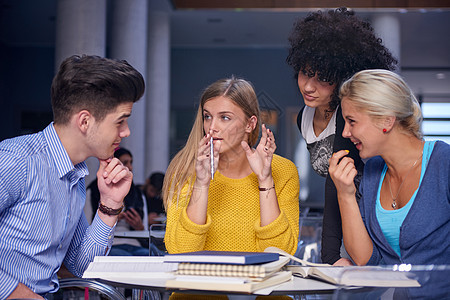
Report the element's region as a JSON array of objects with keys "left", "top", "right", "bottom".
[{"left": 387, "top": 152, "right": 423, "bottom": 209}]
